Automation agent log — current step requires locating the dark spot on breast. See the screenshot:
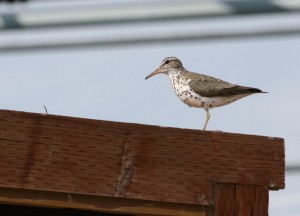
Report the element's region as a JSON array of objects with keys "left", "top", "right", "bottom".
[
  {"left": 201, "top": 102, "right": 205, "bottom": 106},
  {"left": 209, "top": 104, "right": 213, "bottom": 108}
]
